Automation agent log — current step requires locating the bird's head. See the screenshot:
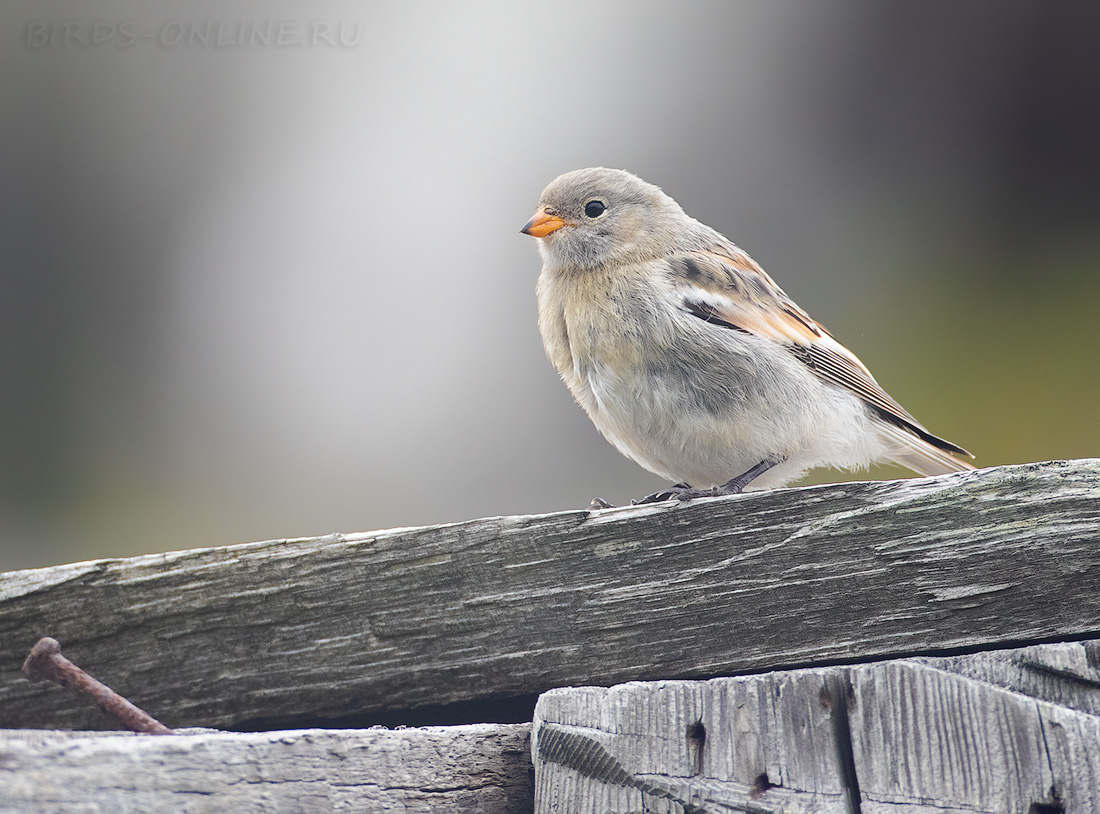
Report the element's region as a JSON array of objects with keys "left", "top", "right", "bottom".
[{"left": 521, "top": 167, "right": 686, "bottom": 271}]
